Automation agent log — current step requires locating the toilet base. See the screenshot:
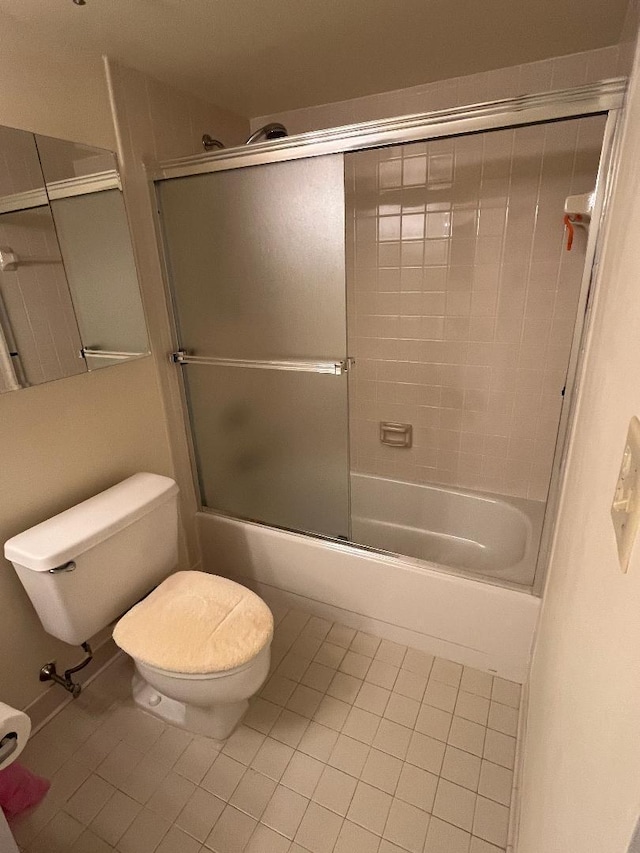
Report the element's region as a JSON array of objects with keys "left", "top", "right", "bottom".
[{"left": 131, "top": 673, "right": 248, "bottom": 739}]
